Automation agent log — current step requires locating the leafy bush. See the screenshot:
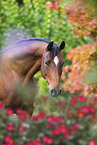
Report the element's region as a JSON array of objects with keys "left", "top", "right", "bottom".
[
  {"left": 0, "top": 95, "right": 97, "bottom": 145},
  {"left": 62, "top": 0, "right": 97, "bottom": 39},
  {"left": 0, "top": 0, "right": 86, "bottom": 49},
  {"left": 61, "top": 39, "right": 97, "bottom": 97}
]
